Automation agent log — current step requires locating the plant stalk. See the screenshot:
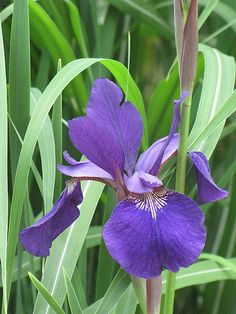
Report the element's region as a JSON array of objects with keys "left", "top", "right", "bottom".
[
  {"left": 146, "top": 276, "right": 162, "bottom": 314},
  {"left": 163, "top": 96, "right": 192, "bottom": 314}
]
